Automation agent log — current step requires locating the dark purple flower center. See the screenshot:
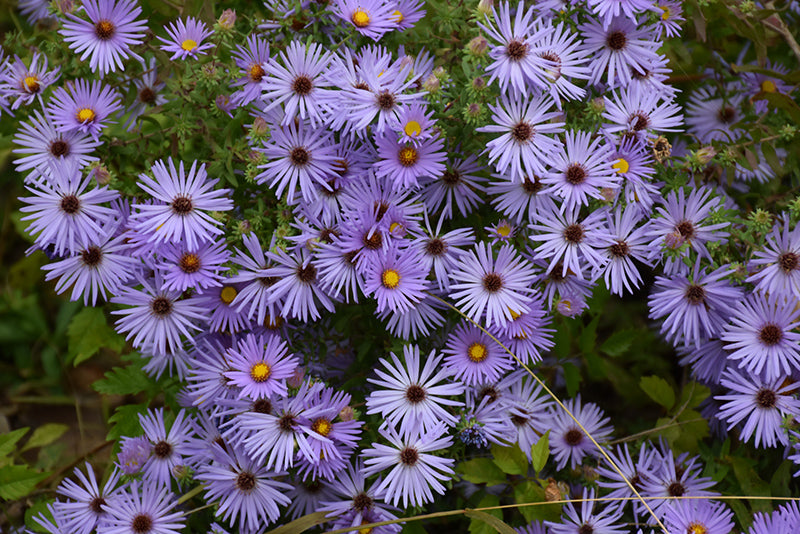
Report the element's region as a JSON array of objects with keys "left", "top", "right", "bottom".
[
  {"left": 49, "top": 140, "right": 70, "bottom": 157},
  {"left": 565, "top": 428, "right": 583, "bottom": 446},
  {"left": 253, "top": 398, "right": 272, "bottom": 413},
  {"left": 292, "top": 75, "right": 313, "bottom": 95},
  {"left": 565, "top": 164, "right": 586, "bottom": 185},
  {"left": 478, "top": 385, "right": 499, "bottom": 403},
  {"left": 290, "top": 147, "right": 310, "bottom": 166},
  {"left": 374, "top": 201, "right": 390, "bottom": 221},
  {"left": 606, "top": 30, "right": 627, "bottom": 51},
  {"left": 779, "top": 252, "right": 799, "bottom": 272},
  {"left": 482, "top": 273, "right": 503, "bottom": 292},
  {"left": 60, "top": 194, "right": 81, "bottom": 214},
  {"left": 505, "top": 39, "right": 528, "bottom": 61},
  {"left": 296, "top": 264, "right": 317, "bottom": 283},
  {"left": 279, "top": 413, "right": 297, "bottom": 432},
  {"left": 138, "top": 87, "right": 156, "bottom": 105},
  {"left": 629, "top": 472, "right": 642, "bottom": 489},
  {"left": 236, "top": 471, "right": 257, "bottom": 492},
  {"left": 522, "top": 175, "right": 542, "bottom": 194},
  {"left": 609, "top": 241, "right": 630, "bottom": 257},
  {"left": 425, "top": 238, "right": 447, "bottom": 256},
  {"left": 718, "top": 106, "right": 736, "bottom": 124},
  {"left": 377, "top": 91, "right": 396, "bottom": 110},
  {"left": 90, "top": 496, "right": 106, "bottom": 514},
  {"left": 81, "top": 246, "right": 103, "bottom": 267},
  {"left": 676, "top": 220, "right": 695, "bottom": 239},
  {"left": 511, "top": 122, "right": 533, "bottom": 142},
  {"left": 94, "top": 20, "right": 116, "bottom": 41},
  {"left": 304, "top": 480, "right": 322, "bottom": 493},
  {"left": 564, "top": 224, "right": 585, "bottom": 244},
  {"left": 758, "top": 323, "right": 782, "bottom": 346},
  {"left": 344, "top": 250, "right": 359, "bottom": 265},
  {"left": 354, "top": 81, "right": 370, "bottom": 90},
  {"left": 259, "top": 276, "right": 279, "bottom": 287},
  {"left": 667, "top": 481, "right": 686, "bottom": 497},
  {"left": 249, "top": 63, "right": 266, "bottom": 82},
  {"left": 362, "top": 231, "right": 383, "bottom": 250},
  {"left": 756, "top": 388, "right": 777, "bottom": 408},
  {"left": 684, "top": 284, "right": 706, "bottom": 305},
  {"left": 131, "top": 513, "right": 153, "bottom": 534},
  {"left": 153, "top": 440, "right": 172, "bottom": 458},
  {"left": 179, "top": 252, "right": 201, "bottom": 273},
  {"left": 578, "top": 524, "right": 594, "bottom": 534},
  {"left": 353, "top": 492, "right": 374, "bottom": 512},
  {"left": 171, "top": 195, "right": 193, "bottom": 215},
  {"left": 442, "top": 169, "right": 461, "bottom": 185},
  {"left": 510, "top": 411, "right": 529, "bottom": 427},
  {"left": 150, "top": 297, "right": 173, "bottom": 316},
  {"left": 539, "top": 51, "right": 562, "bottom": 78},
  {"left": 405, "top": 384, "right": 426, "bottom": 403},
  {"left": 319, "top": 228, "right": 339, "bottom": 243},
  {"left": 399, "top": 446, "right": 419, "bottom": 466}
]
